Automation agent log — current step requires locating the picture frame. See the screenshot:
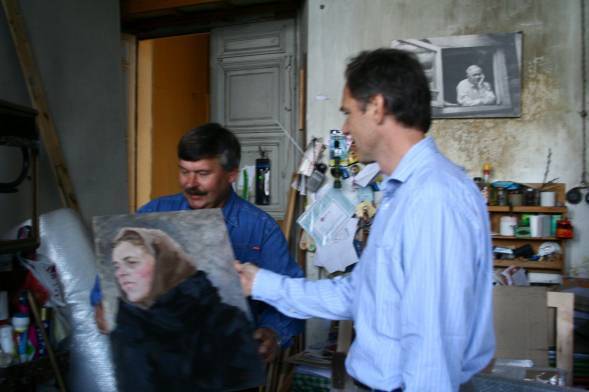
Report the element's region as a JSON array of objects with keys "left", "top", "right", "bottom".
[{"left": 392, "top": 32, "right": 522, "bottom": 119}]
